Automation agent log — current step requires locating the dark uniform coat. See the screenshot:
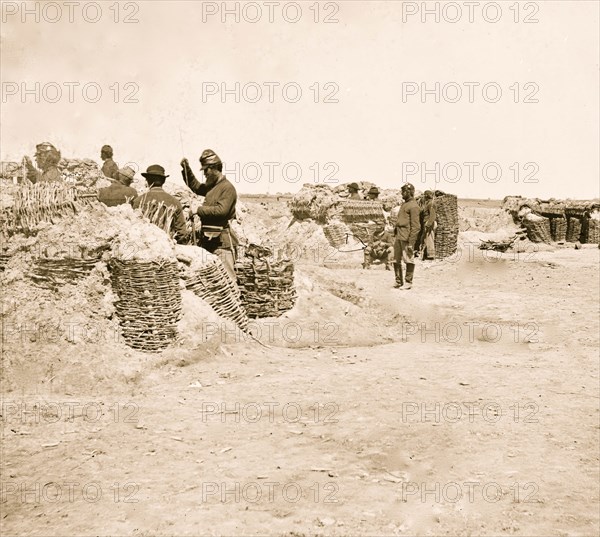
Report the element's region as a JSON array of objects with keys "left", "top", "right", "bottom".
[
  {"left": 181, "top": 166, "right": 237, "bottom": 251},
  {"left": 101, "top": 158, "right": 119, "bottom": 180},
  {"left": 29, "top": 166, "right": 60, "bottom": 183},
  {"left": 395, "top": 199, "right": 421, "bottom": 246},
  {"left": 98, "top": 182, "right": 138, "bottom": 207},
  {"left": 133, "top": 186, "right": 188, "bottom": 242}
]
